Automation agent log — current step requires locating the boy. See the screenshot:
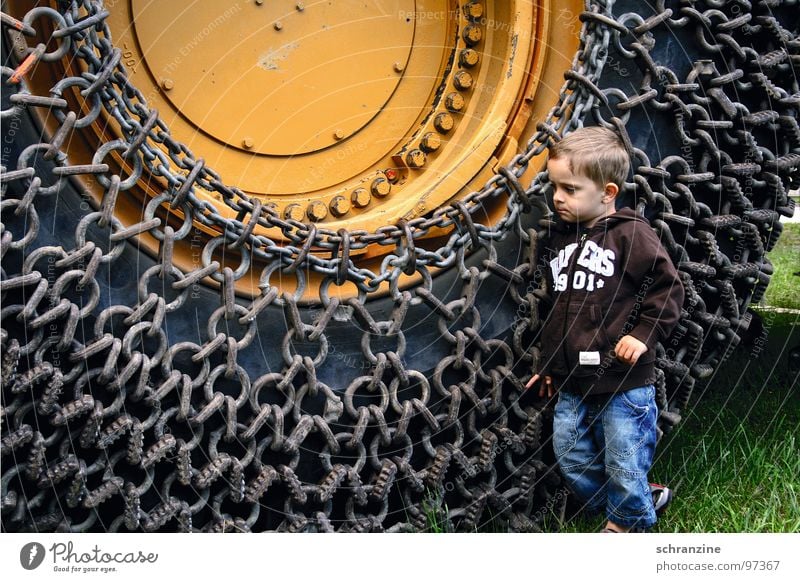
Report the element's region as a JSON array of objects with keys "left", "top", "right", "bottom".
[{"left": 525, "top": 126, "right": 684, "bottom": 533}]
